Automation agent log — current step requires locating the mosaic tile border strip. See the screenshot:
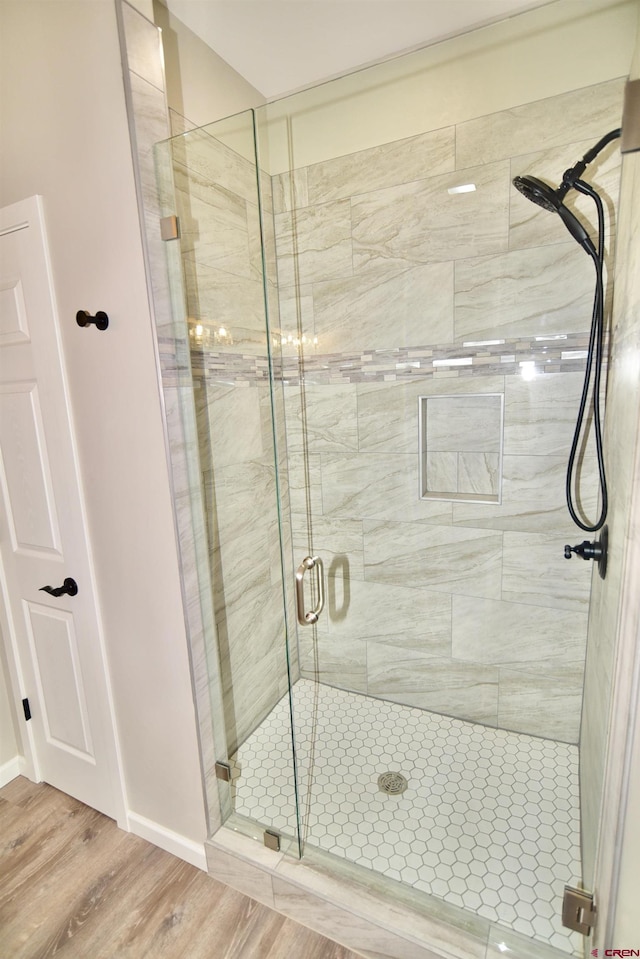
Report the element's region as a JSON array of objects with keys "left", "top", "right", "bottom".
[{"left": 159, "top": 331, "right": 597, "bottom": 387}]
